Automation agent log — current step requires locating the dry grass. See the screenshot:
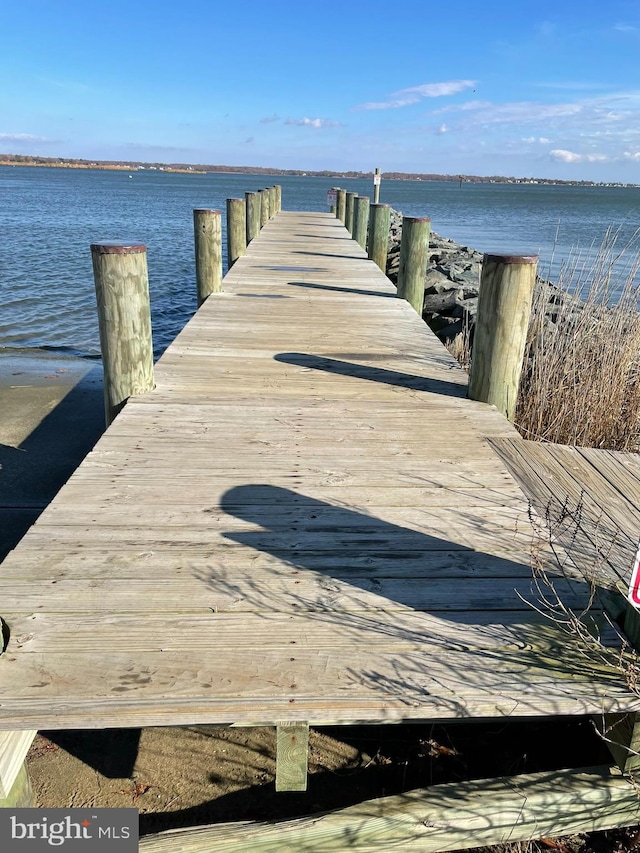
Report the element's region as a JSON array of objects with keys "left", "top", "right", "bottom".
[{"left": 514, "top": 228, "right": 640, "bottom": 450}]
